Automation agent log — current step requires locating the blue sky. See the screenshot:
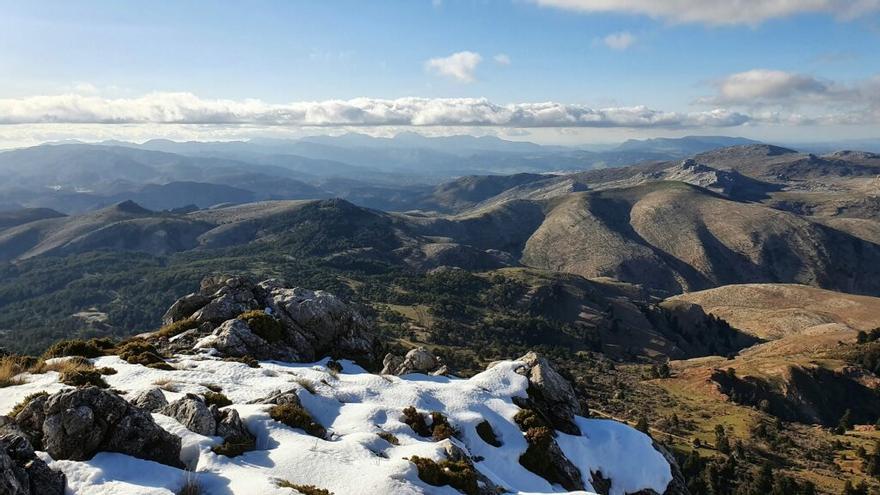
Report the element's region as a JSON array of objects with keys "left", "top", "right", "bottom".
[{"left": 0, "top": 0, "right": 878, "bottom": 146}]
